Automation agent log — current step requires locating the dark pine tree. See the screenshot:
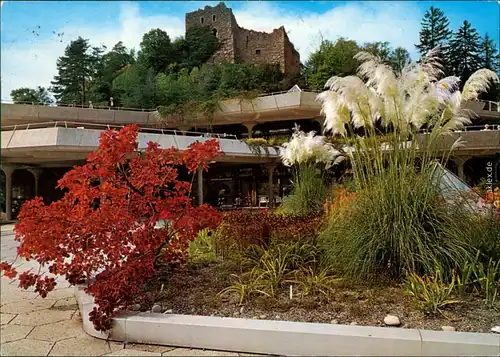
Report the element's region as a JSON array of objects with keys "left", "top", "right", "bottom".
[
  {"left": 415, "top": 6, "right": 452, "bottom": 73},
  {"left": 50, "top": 37, "right": 103, "bottom": 105},
  {"left": 449, "top": 21, "right": 482, "bottom": 86},
  {"left": 478, "top": 33, "right": 500, "bottom": 101}
]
